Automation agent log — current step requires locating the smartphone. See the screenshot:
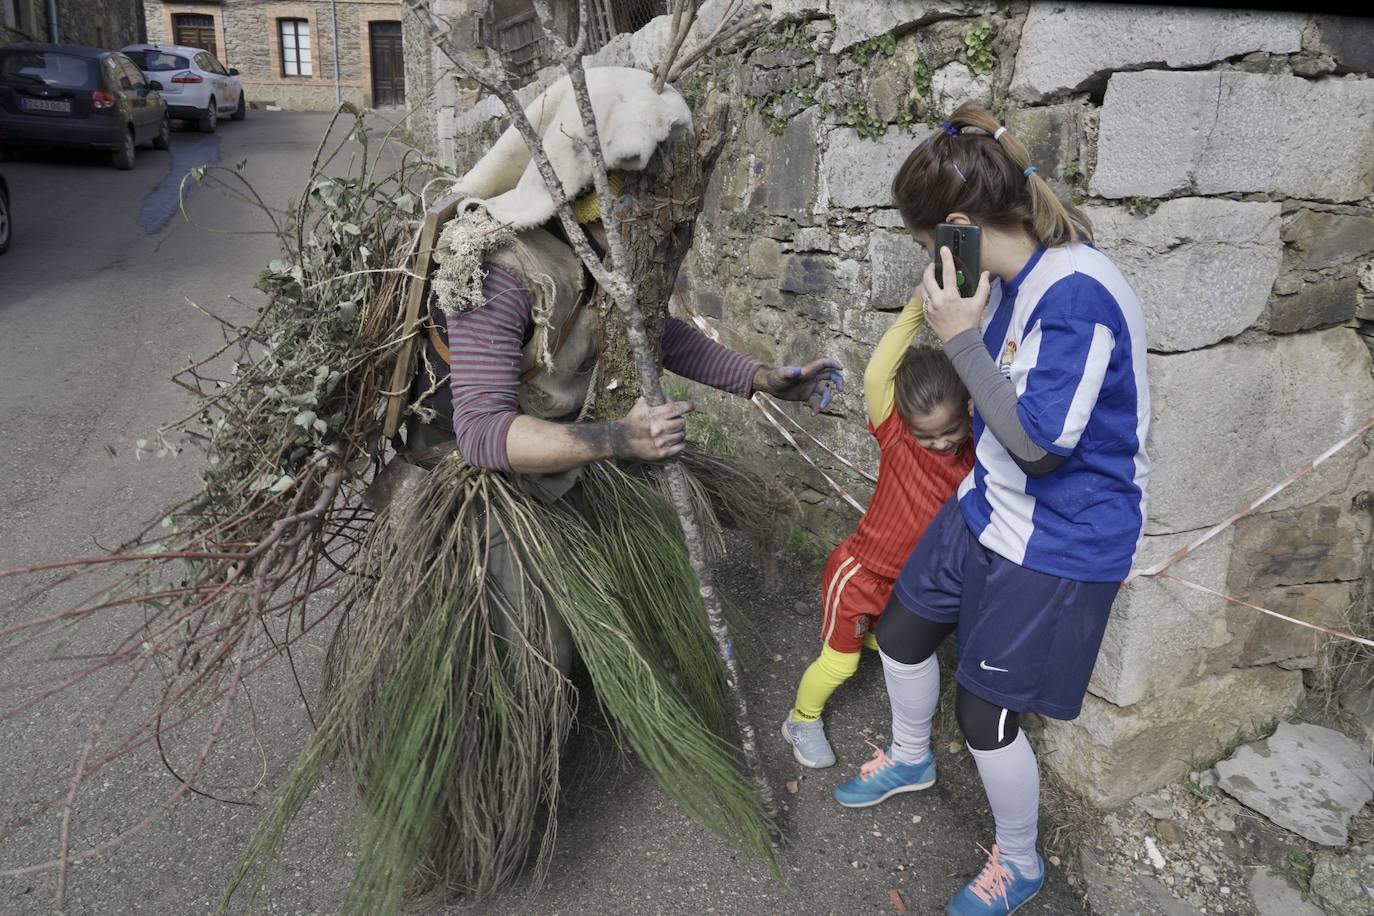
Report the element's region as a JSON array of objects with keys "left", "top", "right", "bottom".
[{"left": 934, "top": 223, "right": 982, "bottom": 298}]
